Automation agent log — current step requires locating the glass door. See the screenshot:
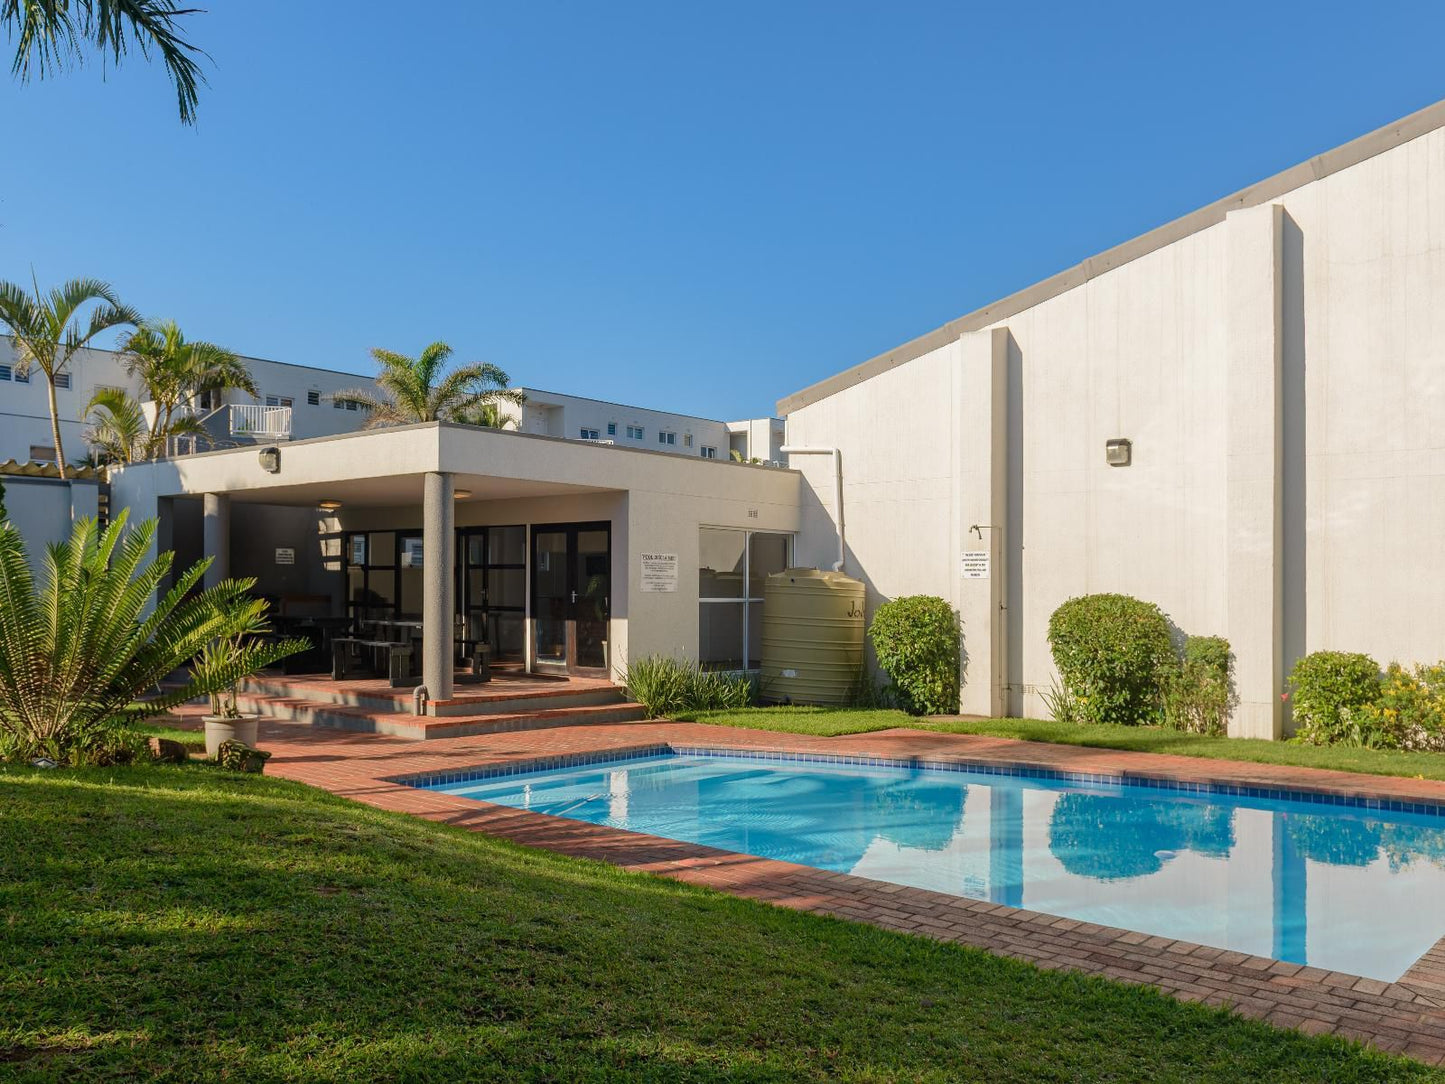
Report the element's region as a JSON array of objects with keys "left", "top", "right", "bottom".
[
  {"left": 531, "top": 522, "right": 611, "bottom": 674},
  {"left": 458, "top": 526, "right": 528, "bottom": 663}
]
